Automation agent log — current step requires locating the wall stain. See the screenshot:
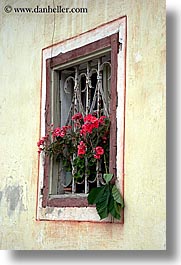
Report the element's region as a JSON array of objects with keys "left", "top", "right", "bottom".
[
  {"left": 45, "top": 207, "right": 54, "bottom": 215},
  {"left": 4, "top": 185, "right": 26, "bottom": 216}
]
